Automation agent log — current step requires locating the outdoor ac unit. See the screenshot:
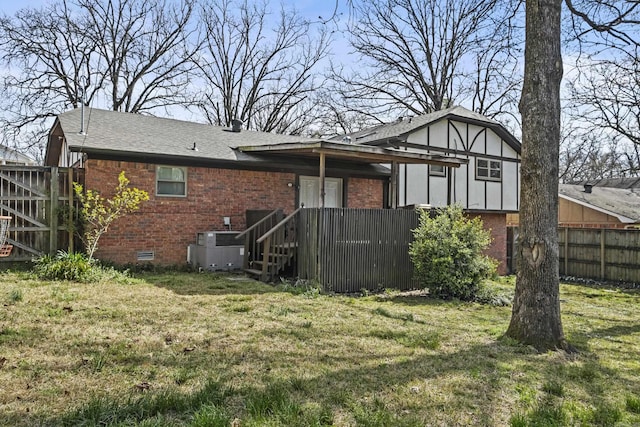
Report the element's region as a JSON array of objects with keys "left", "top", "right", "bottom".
[{"left": 193, "top": 231, "right": 244, "bottom": 271}]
